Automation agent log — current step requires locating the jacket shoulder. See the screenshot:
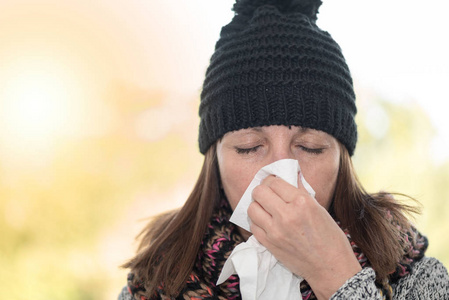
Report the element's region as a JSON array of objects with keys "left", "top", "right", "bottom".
[
  {"left": 393, "top": 257, "right": 449, "bottom": 299},
  {"left": 118, "top": 286, "right": 133, "bottom": 300}
]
